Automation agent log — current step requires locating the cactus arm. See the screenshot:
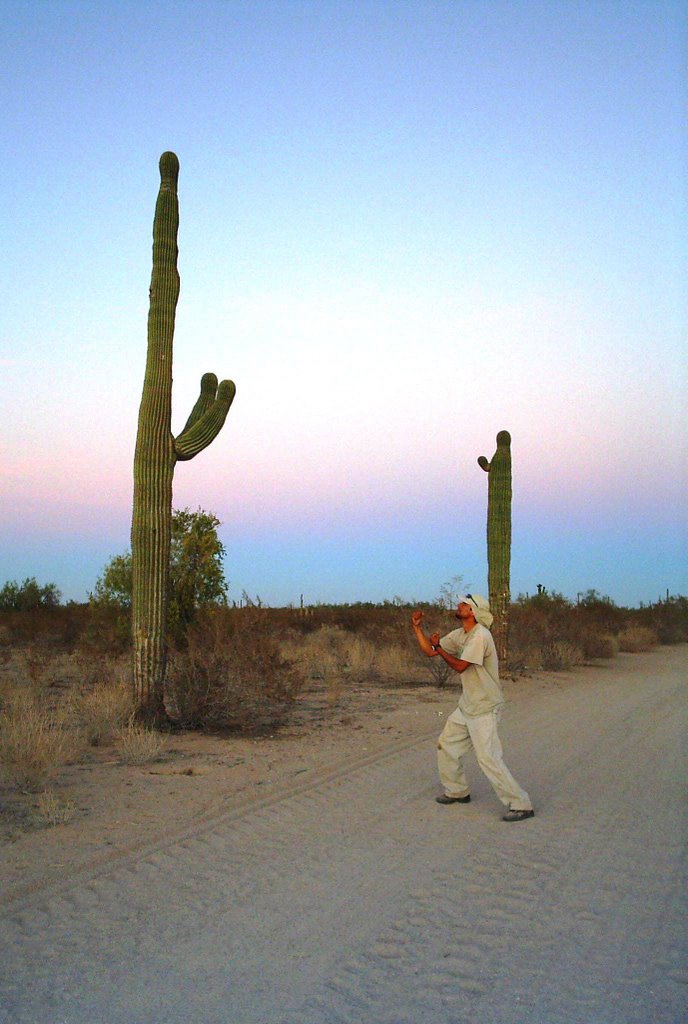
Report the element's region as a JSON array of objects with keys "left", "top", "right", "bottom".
[
  {"left": 477, "top": 456, "right": 491, "bottom": 472},
  {"left": 174, "top": 378, "right": 236, "bottom": 461},
  {"left": 179, "top": 373, "right": 222, "bottom": 434}
]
